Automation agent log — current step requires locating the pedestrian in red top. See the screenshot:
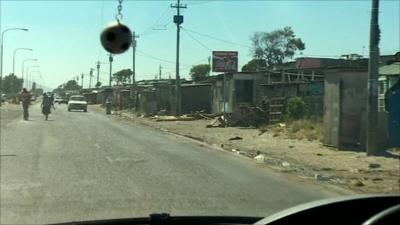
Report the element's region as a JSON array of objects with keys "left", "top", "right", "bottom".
[{"left": 20, "top": 88, "right": 31, "bottom": 120}]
